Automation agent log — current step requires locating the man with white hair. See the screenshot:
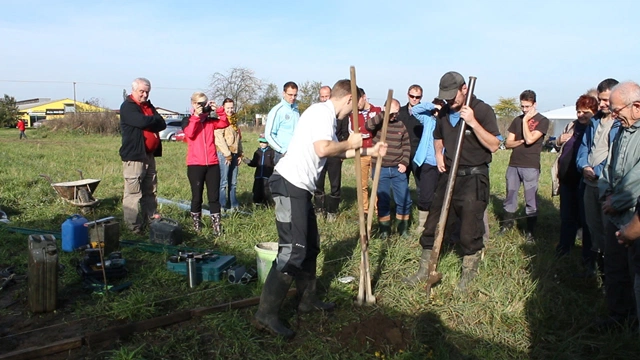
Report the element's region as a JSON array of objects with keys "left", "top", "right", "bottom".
[
  {"left": 119, "top": 77, "right": 167, "bottom": 234},
  {"left": 598, "top": 81, "right": 640, "bottom": 330}
]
